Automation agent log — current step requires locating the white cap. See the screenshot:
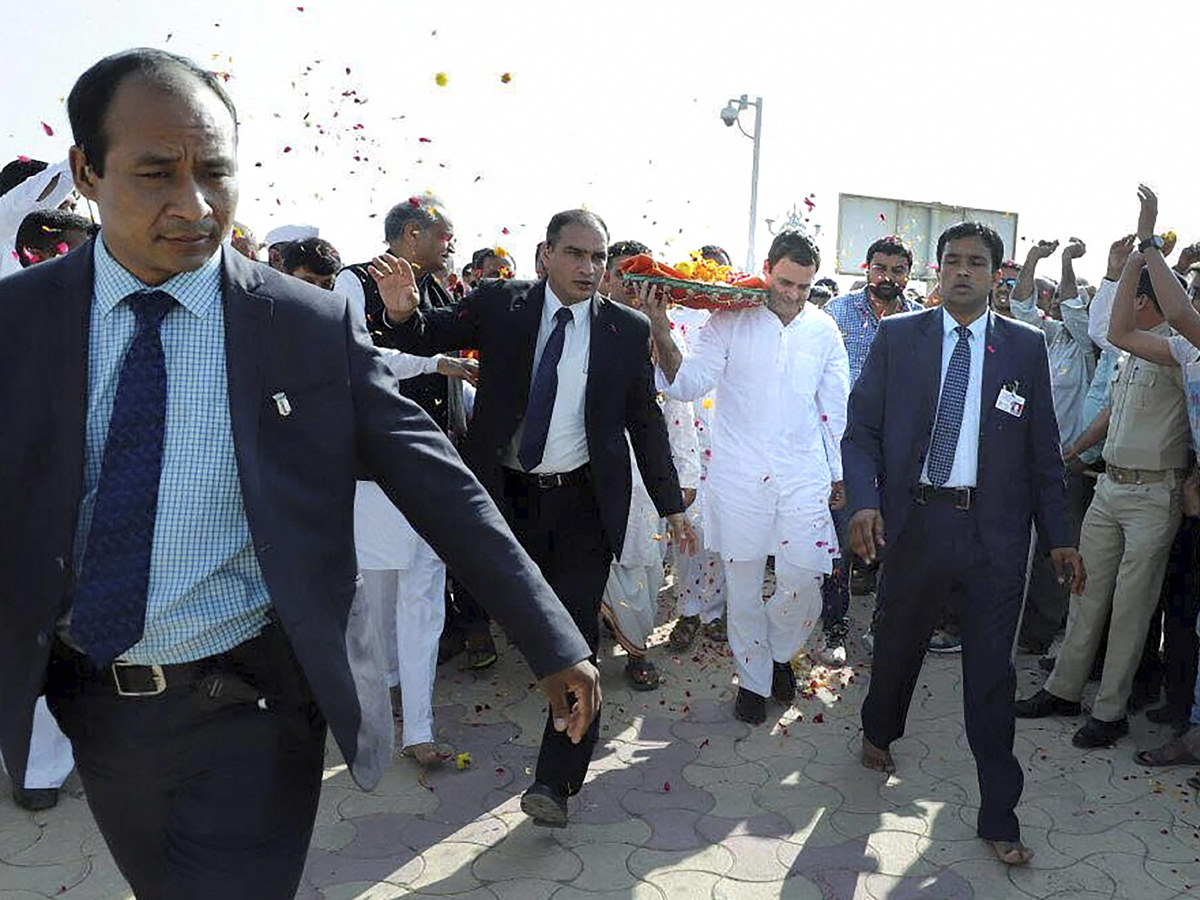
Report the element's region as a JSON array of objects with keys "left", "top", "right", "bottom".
[{"left": 264, "top": 224, "right": 319, "bottom": 246}]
